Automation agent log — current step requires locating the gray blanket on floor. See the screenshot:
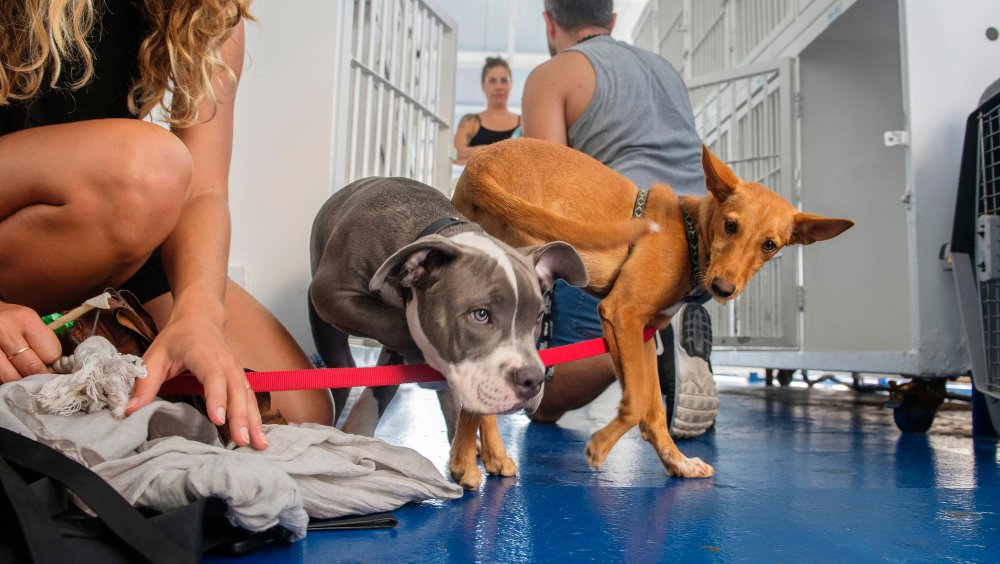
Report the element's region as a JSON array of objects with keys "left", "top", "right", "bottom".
[{"left": 0, "top": 374, "right": 462, "bottom": 540}]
